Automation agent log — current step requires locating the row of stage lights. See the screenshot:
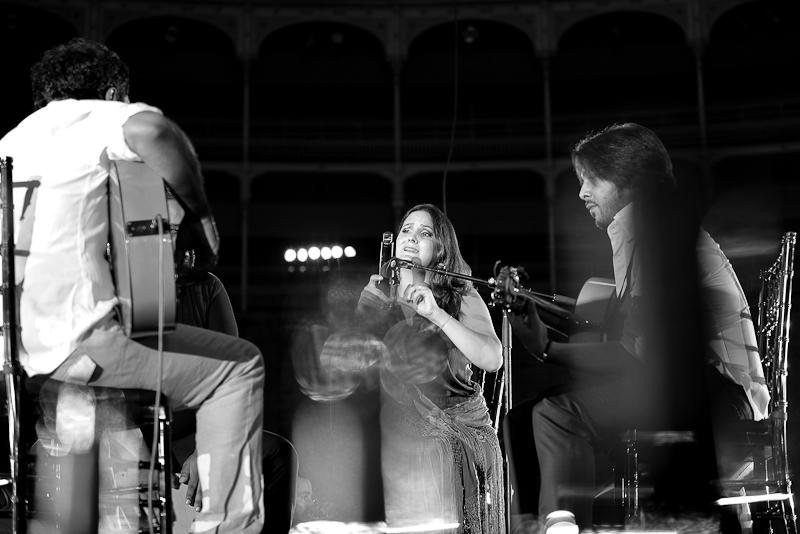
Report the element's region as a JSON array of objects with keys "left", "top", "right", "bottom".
[{"left": 284, "top": 245, "right": 357, "bottom": 263}]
